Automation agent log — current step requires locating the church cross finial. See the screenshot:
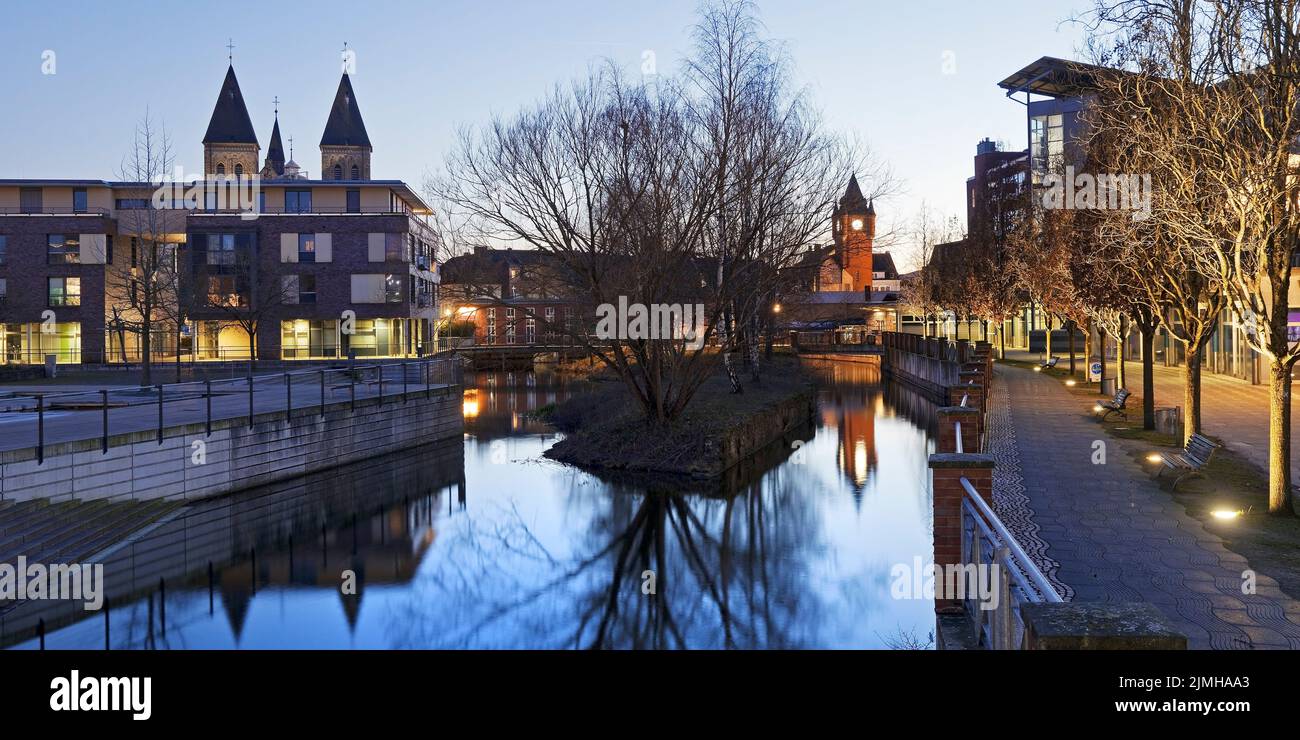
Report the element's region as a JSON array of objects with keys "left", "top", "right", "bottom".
[
  {"left": 288, "top": 135, "right": 294, "bottom": 160},
  {"left": 273, "top": 96, "right": 280, "bottom": 117},
  {"left": 226, "top": 38, "right": 235, "bottom": 64}
]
